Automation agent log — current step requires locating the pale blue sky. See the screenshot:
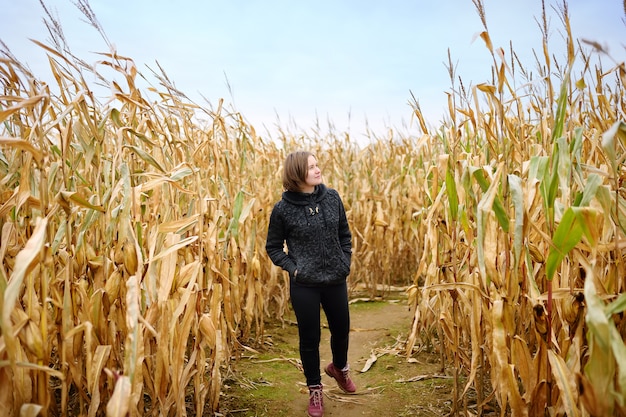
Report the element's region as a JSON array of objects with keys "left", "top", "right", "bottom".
[{"left": 1, "top": 0, "right": 624, "bottom": 141}]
